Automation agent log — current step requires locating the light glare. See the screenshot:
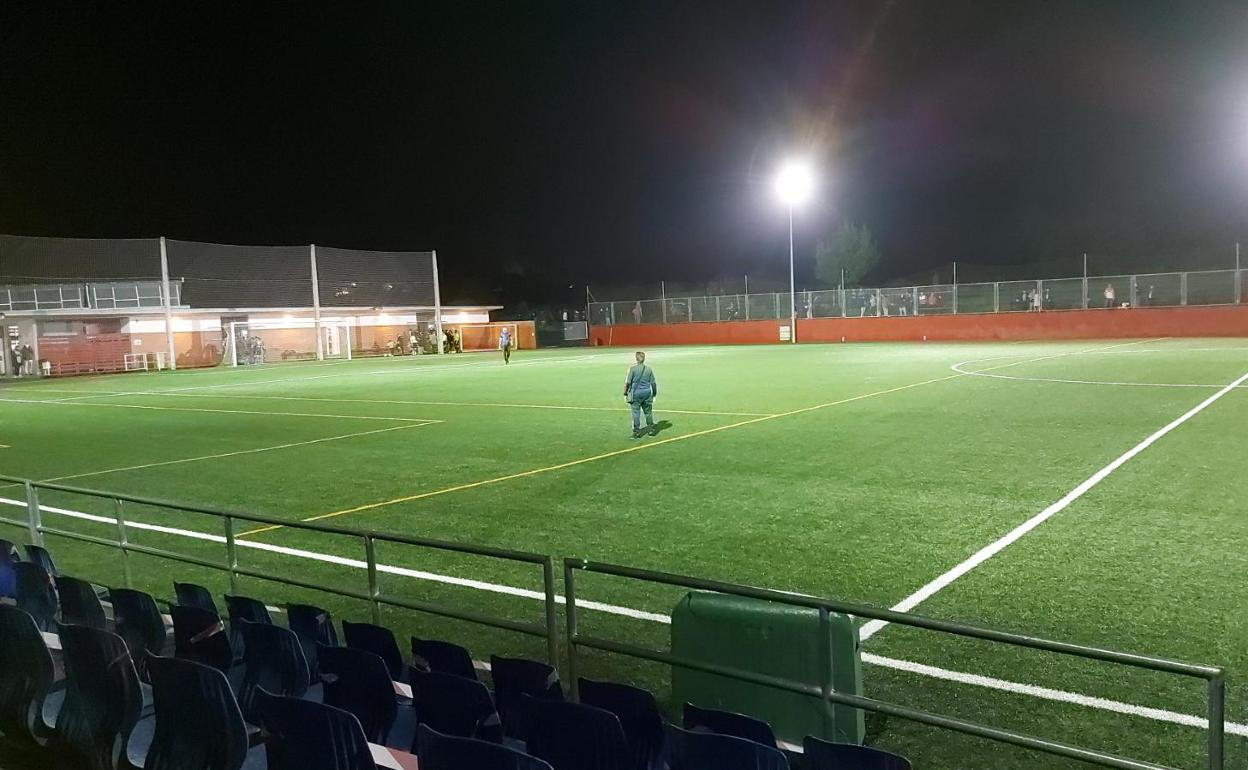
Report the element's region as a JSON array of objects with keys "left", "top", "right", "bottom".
[{"left": 774, "top": 160, "right": 815, "bottom": 206}]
